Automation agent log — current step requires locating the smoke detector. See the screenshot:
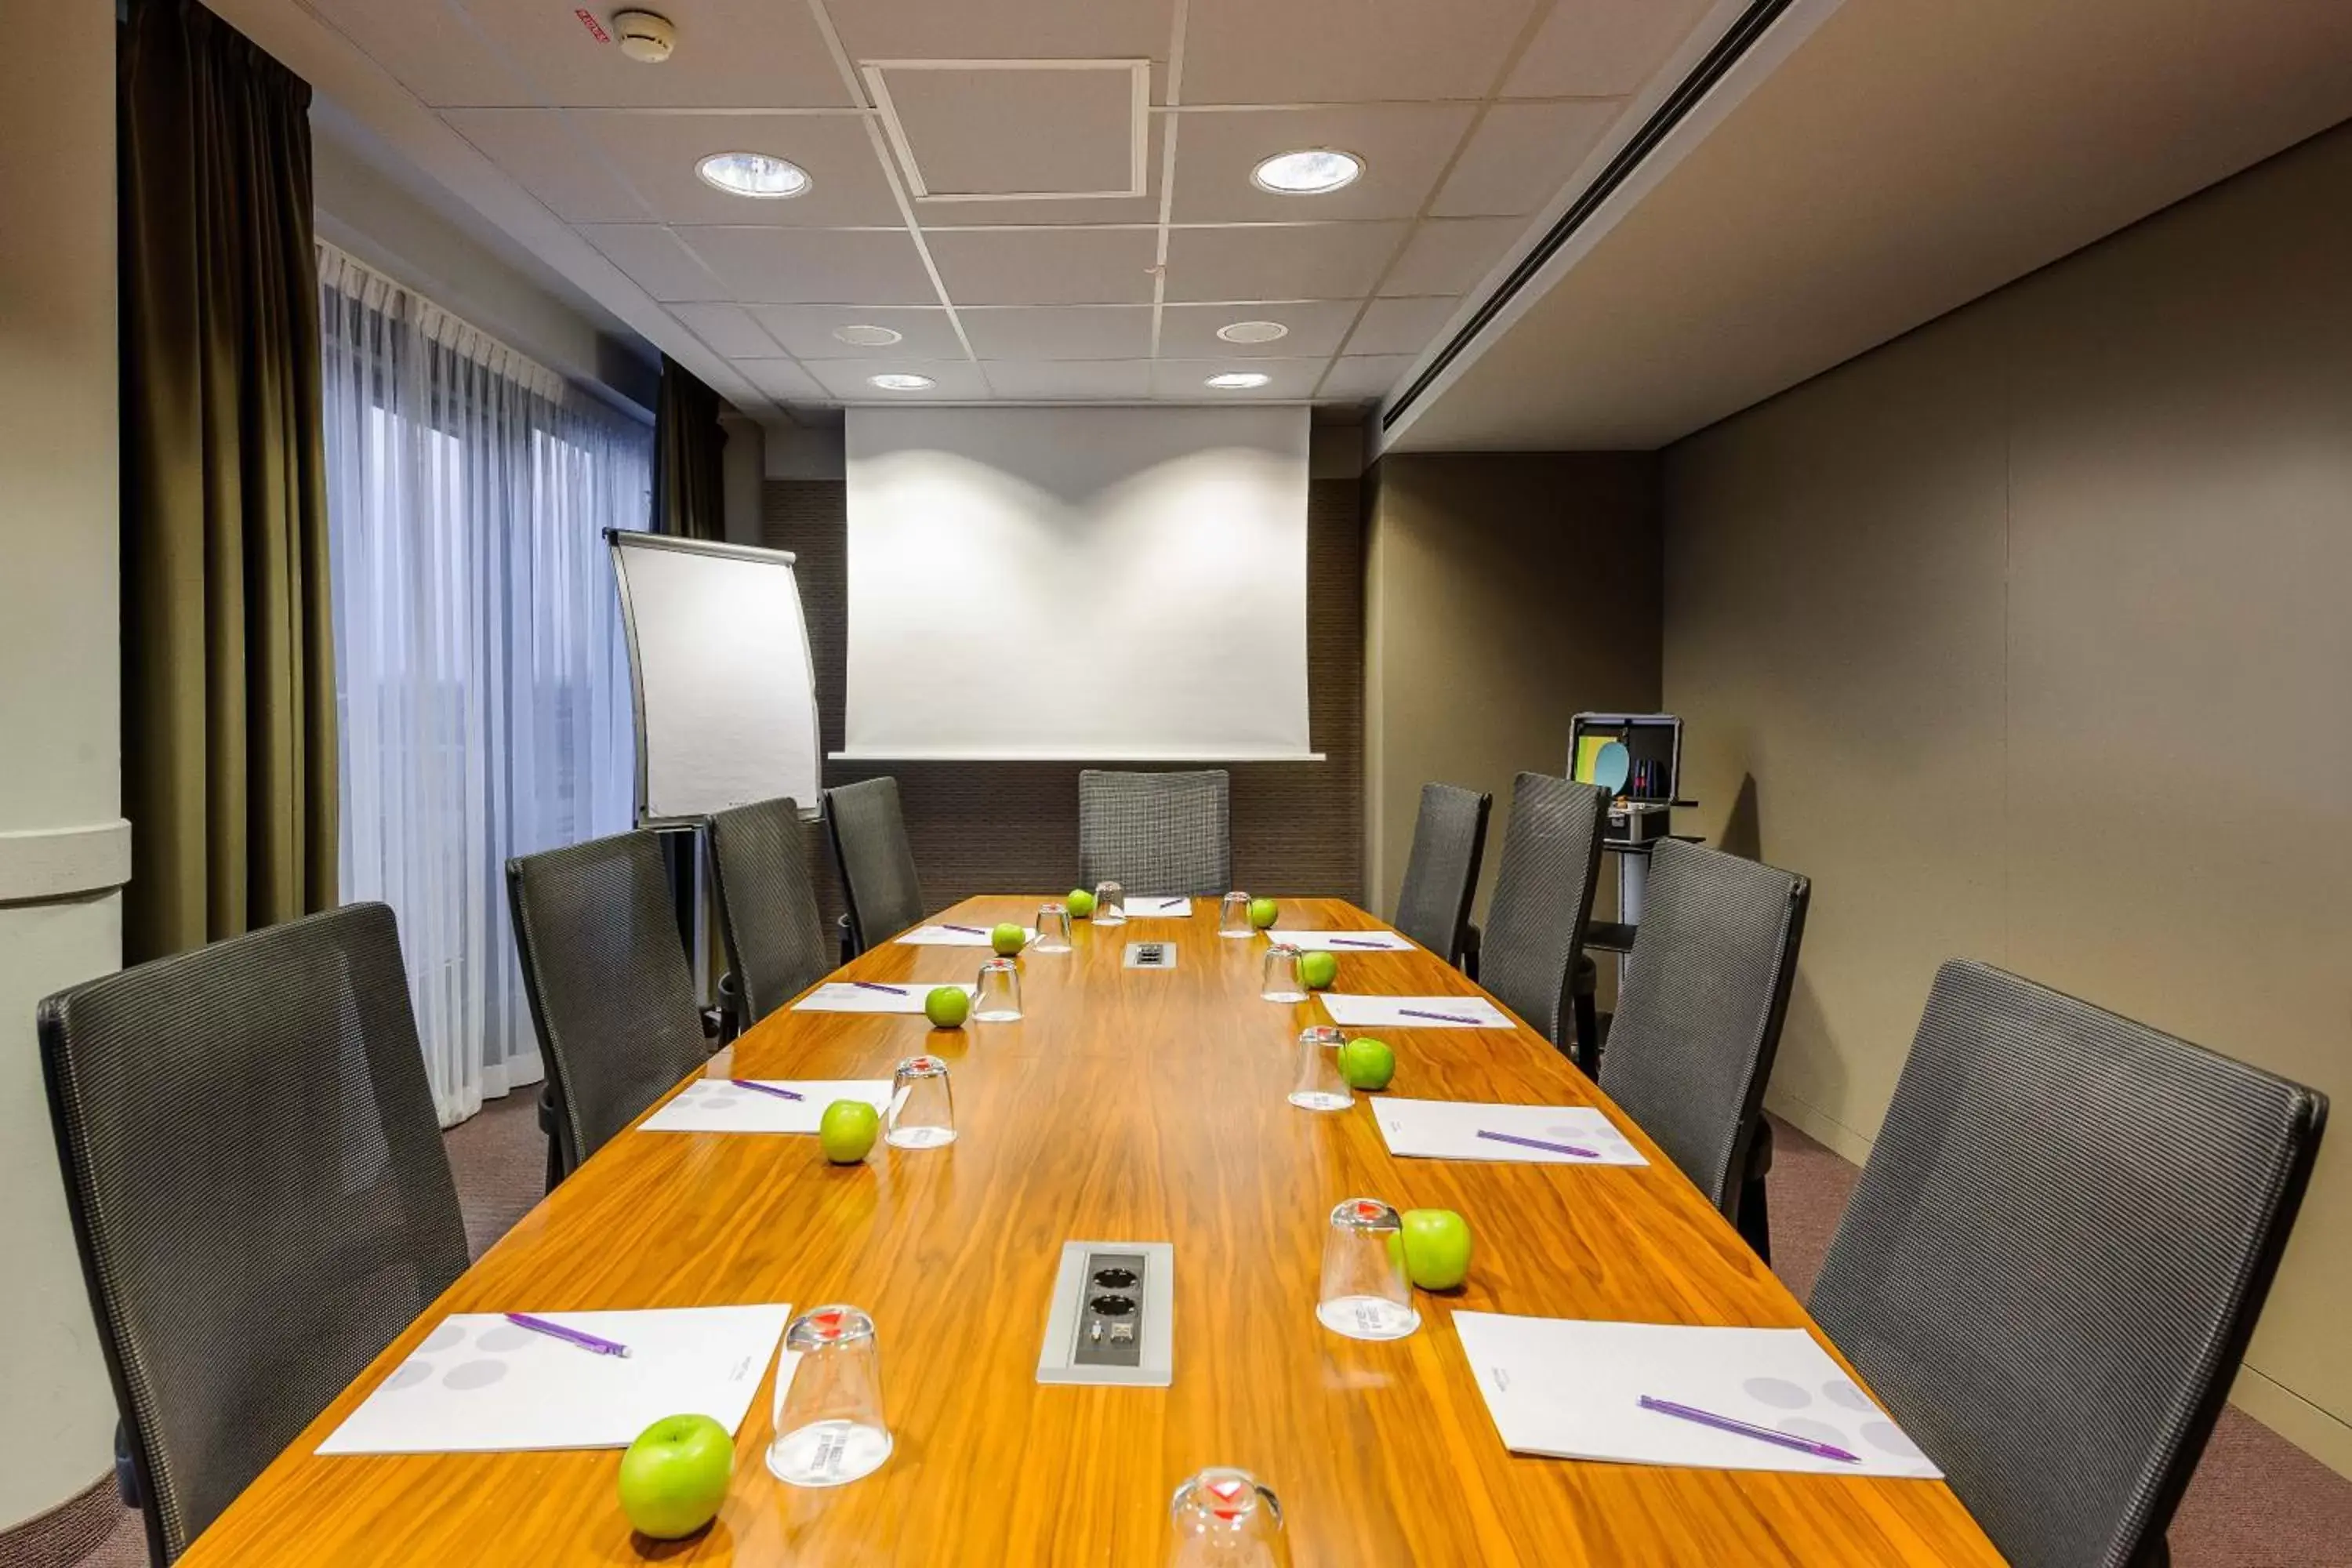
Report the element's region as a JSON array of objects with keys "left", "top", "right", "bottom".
[{"left": 612, "top": 10, "right": 676, "bottom": 64}]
